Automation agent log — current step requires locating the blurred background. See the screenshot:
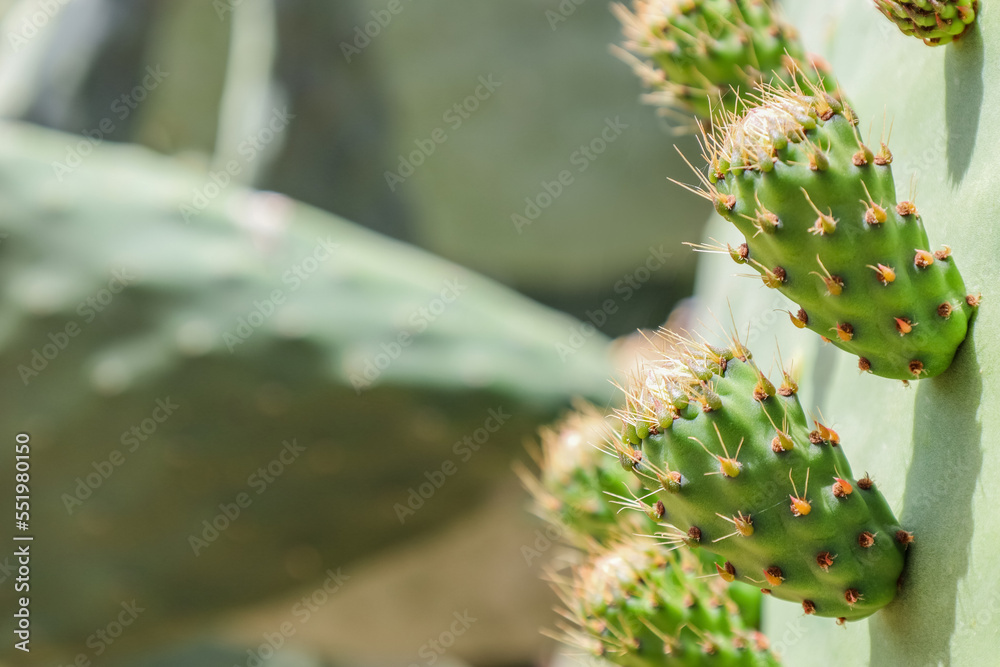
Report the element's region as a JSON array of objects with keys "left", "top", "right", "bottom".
[{"left": 0, "top": 0, "right": 712, "bottom": 665}]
